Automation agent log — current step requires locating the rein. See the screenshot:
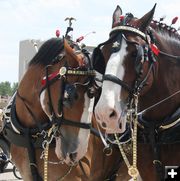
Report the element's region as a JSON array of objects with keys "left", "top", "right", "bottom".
[
  {"left": 138, "top": 89, "right": 180, "bottom": 117},
  {"left": 103, "top": 74, "right": 132, "bottom": 92}
]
